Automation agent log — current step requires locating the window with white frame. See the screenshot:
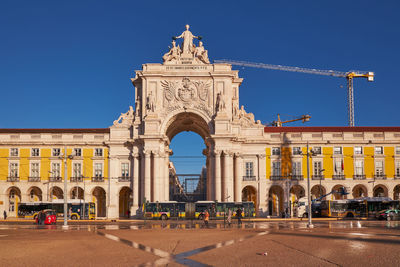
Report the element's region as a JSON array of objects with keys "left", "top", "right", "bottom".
[
  {"left": 334, "top": 147, "right": 342, "bottom": 155},
  {"left": 375, "top": 160, "right": 384, "bottom": 176},
  {"left": 51, "top": 163, "right": 61, "bottom": 177},
  {"left": 396, "top": 146, "right": 400, "bottom": 155},
  {"left": 30, "top": 163, "right": 39, "bottom": 178},
  {"left": 272, "top": 161, "right": 281, "bottom": 176},
  {"left": 355, "top": 159, "right": 364, "bottom": 175},
  {"left": 312, "top": 146, "right": 321, "bottom": 155},
  {"left": 272, "top": 147, "right": 280, "bottom": 156},
  {"left": 52, "top": 148, "right": 61, "bottom": 157},
  {"left": 245, "top": 162, "right": 254, "bottom": 177},
  {"left": 121, "top": 163, "right": 129, "bottom": 177},
  {"left": 74, "top": 148, "right": 82, "bottom": 157},
  {"left": 94, "top": 163, "right": 103, "bottom": 177},
  {"left": 73, "top": 163, "right": 82, "bottom": 178},
  {"left": 10, "top": 163, "right": 19, "bottom": 178},
  {"left": 292, "top": 147, "right": 302, "bottom": 155},
  {"left": 375, "top": 146, "right": 383, "bottom": 155},
  {"left": 10, "top": 148, "right": 19, "bottom": 157},
  {"left": 354, "top": 146, "right": 363, "bottom": 155},
  {"left": 313, "top": 161, "right": 323, "bottom": 175},
  {"left": 292, "top": 161, "right": 301, "bottom": 176},
  {"left": 396, "top": 161, "right": 400, "bottom": 177},
  {"left": 334, "top": 159, "right": 344, "bottom": 175},
  {"left": 31, "top": 148, "right": 40, "bottom": 157},
  {"left": 95, "top": 148, "right": 103, "bottom": 157}
]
